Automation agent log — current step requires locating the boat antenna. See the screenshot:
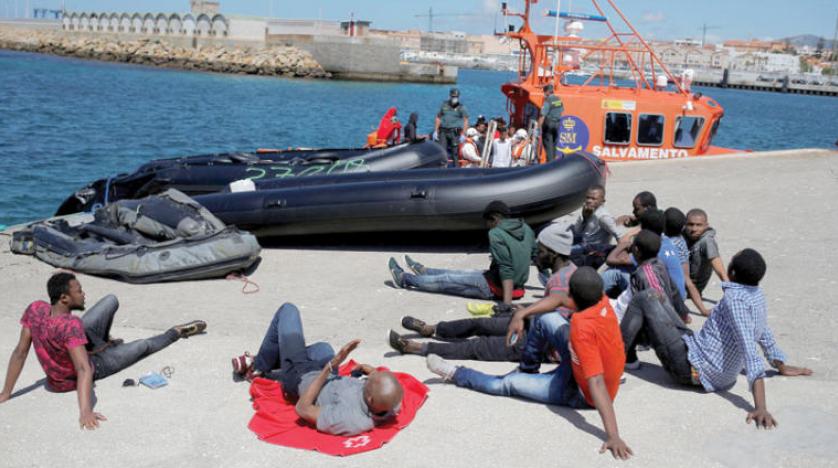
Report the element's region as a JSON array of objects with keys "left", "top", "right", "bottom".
[{"left": 552, "top": 0, "right": 561, "bottom": 82}]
